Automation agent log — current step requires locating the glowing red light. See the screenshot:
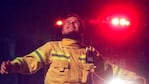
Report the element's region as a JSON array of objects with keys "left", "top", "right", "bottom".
[
  {"left": 56, "top": 20, "right": 63, "bottom": 26},
  {"left": 96, "top": 3, "right": 142, "bottom": 43},
  {"left": 112, "top": 18, "right": 119, "bottom": 26},
  {"left": 111, "top": 17, "right": 130, "bottom": 26},
  {"left": 119, "top": 18, "right": 130, "bottom": 26}
]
